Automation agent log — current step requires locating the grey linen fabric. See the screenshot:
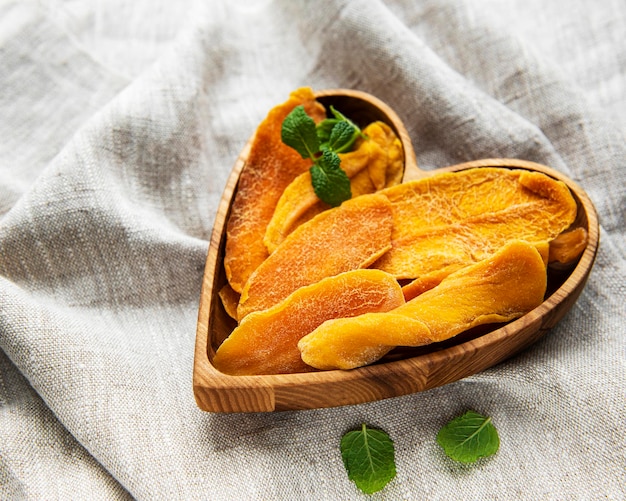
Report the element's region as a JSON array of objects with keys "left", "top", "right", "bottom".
[{"left": 1, "top": 0, "right": 624, "bottom": 499}]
